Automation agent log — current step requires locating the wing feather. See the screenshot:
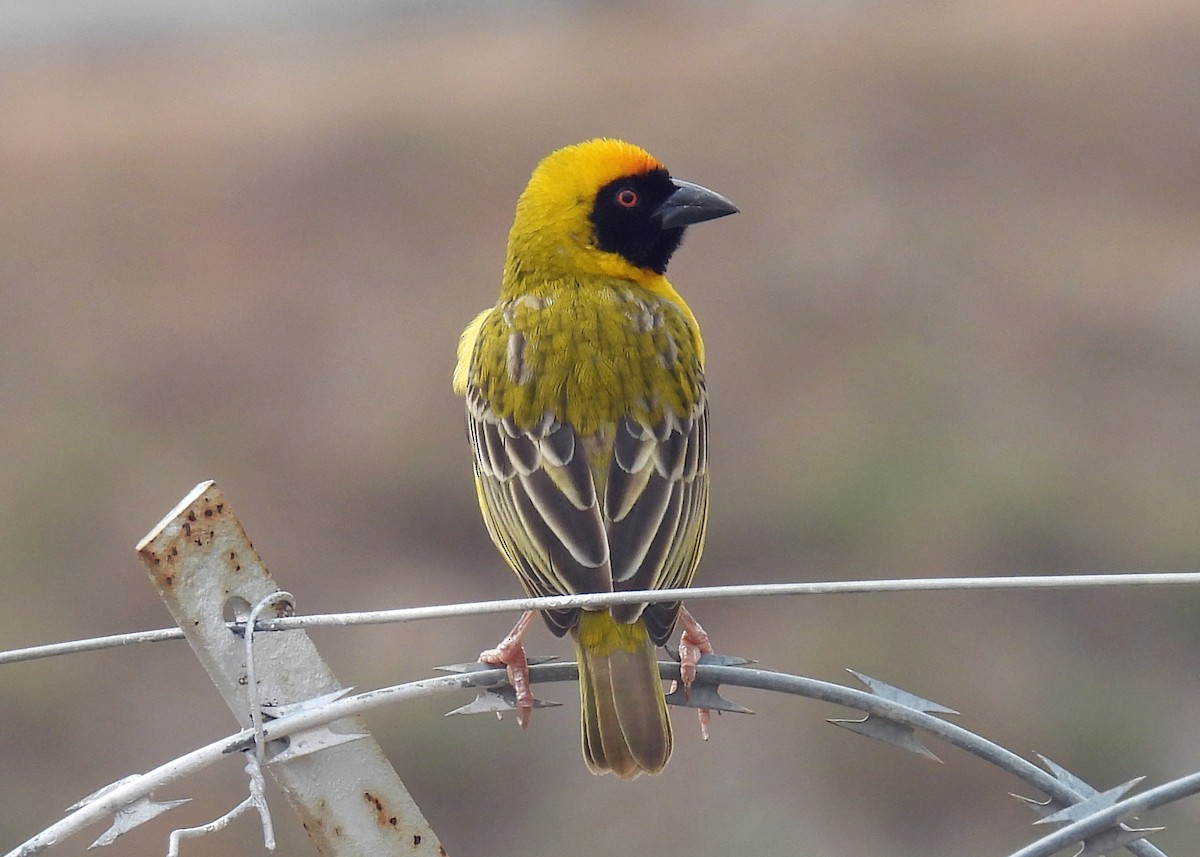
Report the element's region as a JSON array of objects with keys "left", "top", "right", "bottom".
[
  {"left": 473, "top": 469, "right": 575, "bottom": 634},
  {"left": 607, "top": 472, "right": 673, "bottom": 584},
  {"left": 463, "top": 308, "right": 708, "bottom": 643},
  {"left": 466, "top": 389, "right": 614, "bottom": 623},
  {"left": 505, "top": 432, "right": 540, "bottom": 475},
  {"left": 613, "top": 417, "right": 656, "bottom": 472},
  {"left": 629, "top": 403, "right": 709, "bottom": 642},
  {"left": 519, "top": 468, "right": 610, "bottom": 570},
  {"left": 542, "top": 422, "right": 596, "bottom": 511},
  {"left": 610, "top": 479, "right": 685, "bottom": 628},
  {"left": 653, "top": 421, "right": 688, "bottom": 481},
  {"left": 480, "top": 420, "right": 511, "bottom": 478},
  {"left": 541, "top": 419, "right": 575, "bottom": 466},
  {"left": 606, "top": 417, "right": 657, "bottom": 522}
]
